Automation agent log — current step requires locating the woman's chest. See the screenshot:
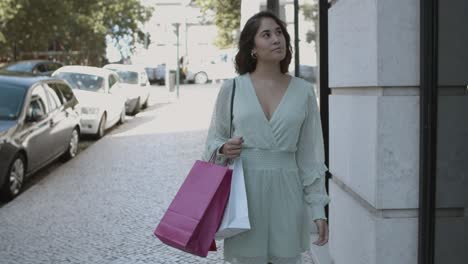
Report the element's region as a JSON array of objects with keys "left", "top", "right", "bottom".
[{"left": 233, "top": 84, "right": 307, "bottom": 134}]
